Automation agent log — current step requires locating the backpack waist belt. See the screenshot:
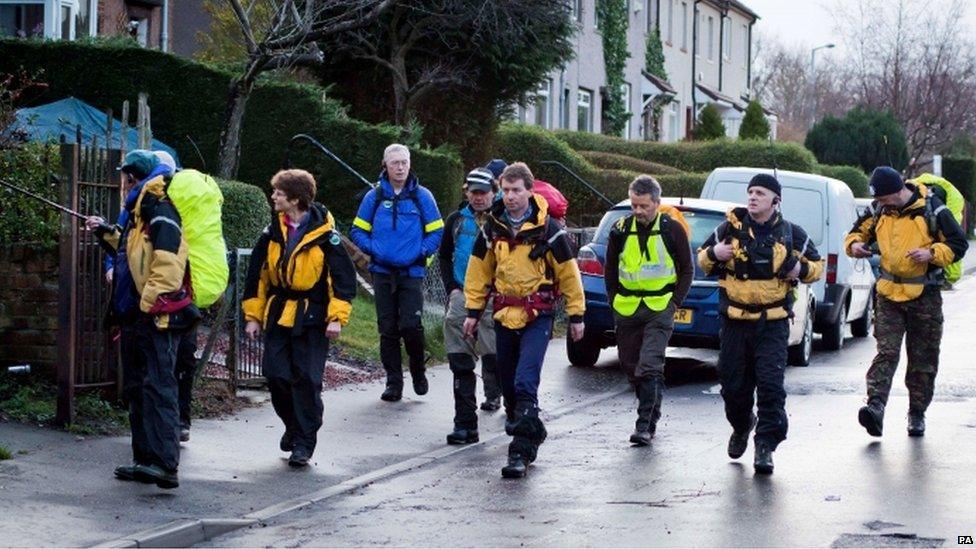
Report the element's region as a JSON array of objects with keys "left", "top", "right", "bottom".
[{"left": 492, "top": 289, "right": 556, "bottom": 322}]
